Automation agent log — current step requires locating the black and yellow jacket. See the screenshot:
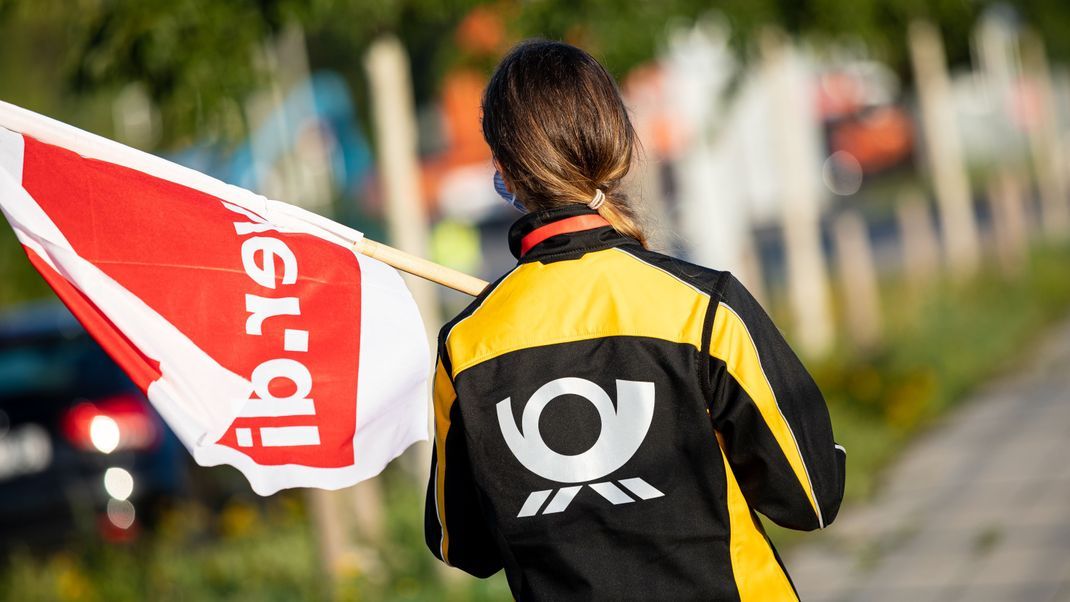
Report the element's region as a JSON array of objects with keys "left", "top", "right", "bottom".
[{"left": 425, "top": 205, "right": 846, "bottom": 601}]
